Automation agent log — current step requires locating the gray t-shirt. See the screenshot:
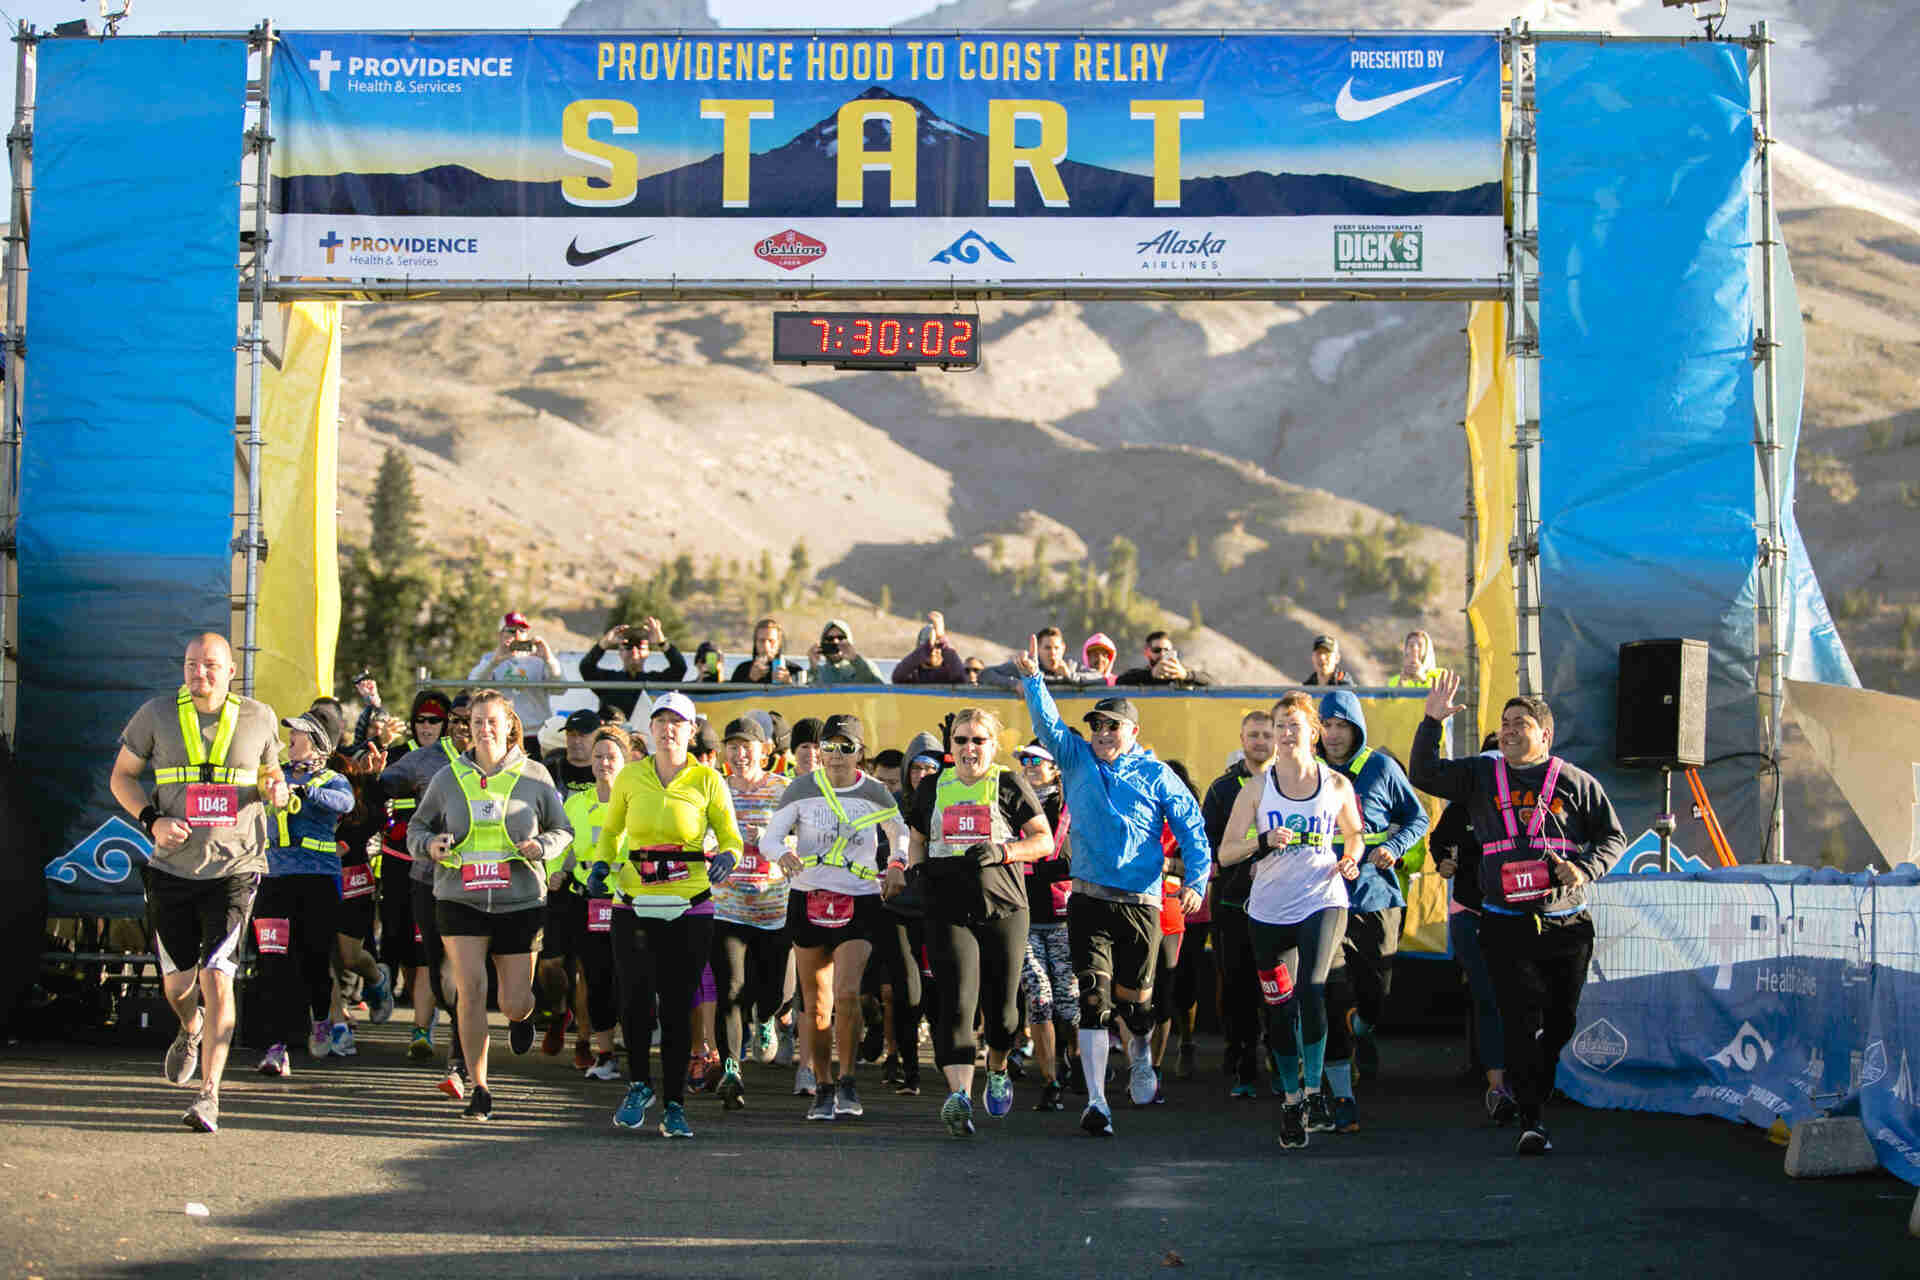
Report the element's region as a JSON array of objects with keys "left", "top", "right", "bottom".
[
  {"left": 407, "top": 751, "right": 572, "bottom": 915},
  {"left": 122, "top": 692, "right": 282, "bottom": 880}
]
